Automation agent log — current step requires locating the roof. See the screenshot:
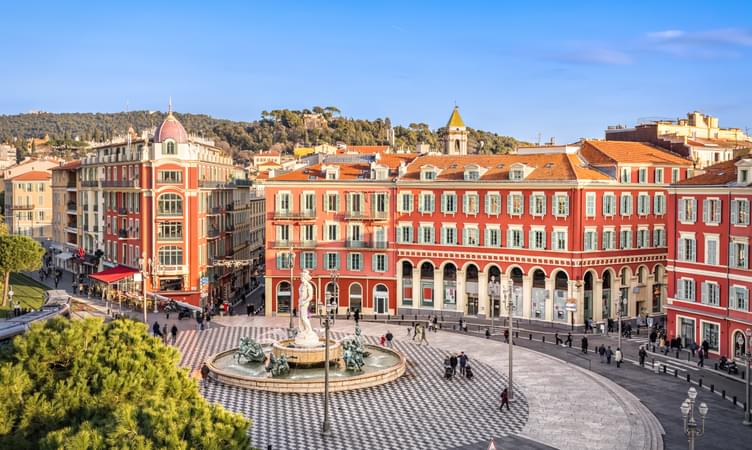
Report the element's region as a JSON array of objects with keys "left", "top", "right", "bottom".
[
  {"left": 8, "top": 171, "right": 52, "bottom": 181},
  {"left": 686, "top": 137, "right": 752, "bottom": 149},
  {"left": 447, "top": 106, "right": 465, "bottom": 128},
  {"left": 400, "top": 153, "right": 611, "bottom": 182},
  {"left": 257, "top": 161, "right": 281, "bottom": 167},
  {"left": 271, "top": 153, "right": 418, "bottom": 181},
  {"left": 581, "top": 140, "right": 692, "bottom": 166},
  {"left": 344, "top": 145, "right": 390, "bottom": 154},
  {"left": 89, "top": 265, "right": 139, "bottom": 284},
  {"left": 51, "top": 160, "right": 81, "bottom": 171},
  {"left": 675, "top": 158, "right": 741, "bottom": 186},
  {"left": 154, "top": 112, "right": 189, "bottom": 144},
  {"left": 257, "top": 150, "right": 281, "bottom": 157}
]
